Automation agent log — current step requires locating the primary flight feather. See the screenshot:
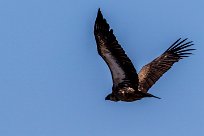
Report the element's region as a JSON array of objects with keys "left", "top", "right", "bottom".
[{"left": 94, "top": 9, "right": 195, "bottom": 102}]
